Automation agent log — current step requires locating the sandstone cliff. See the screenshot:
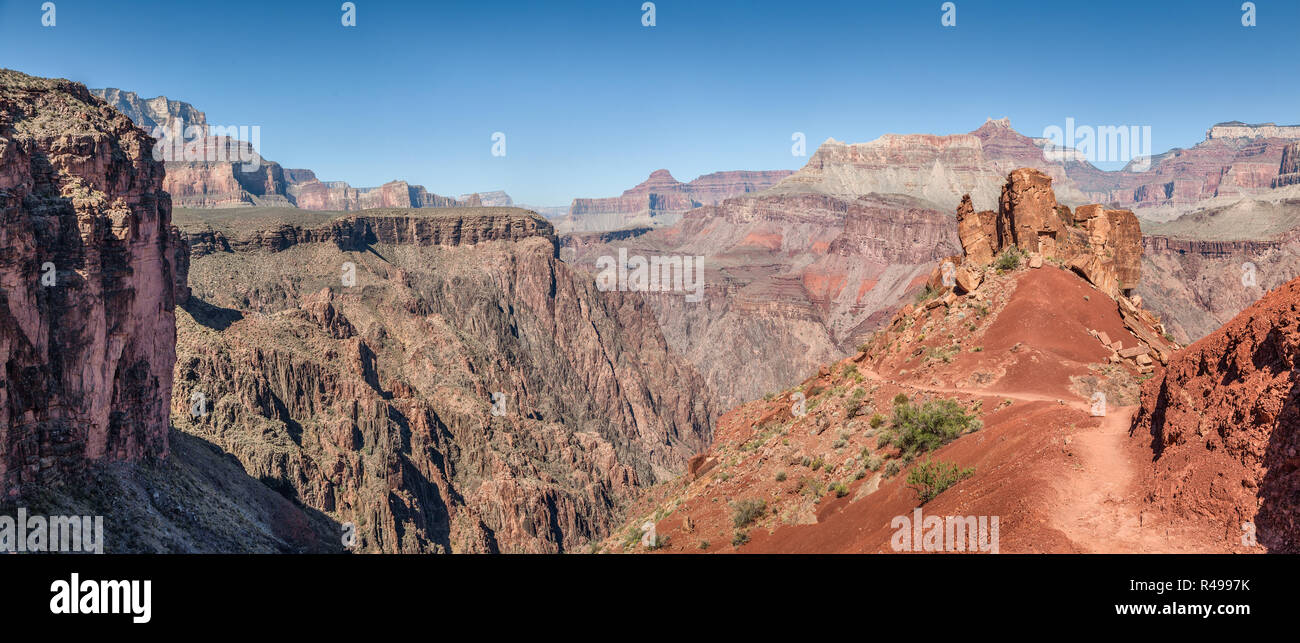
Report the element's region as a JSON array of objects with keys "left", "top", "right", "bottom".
[{"left": 0, "top": 69, "right": 186, "bottom": 495}]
